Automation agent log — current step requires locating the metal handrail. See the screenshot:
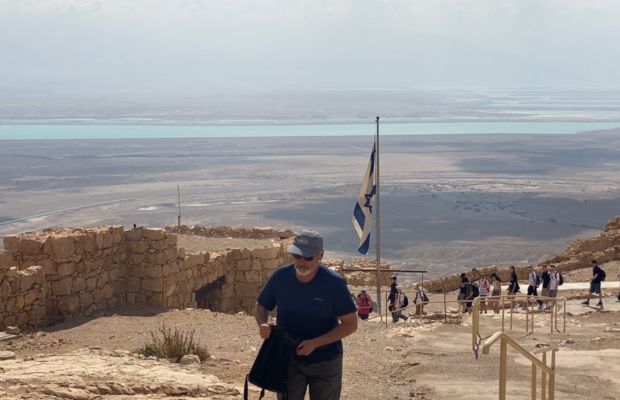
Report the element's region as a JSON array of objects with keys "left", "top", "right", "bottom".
[{"left": 481, "top": 331, "right": 556, "bottom": 400}]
